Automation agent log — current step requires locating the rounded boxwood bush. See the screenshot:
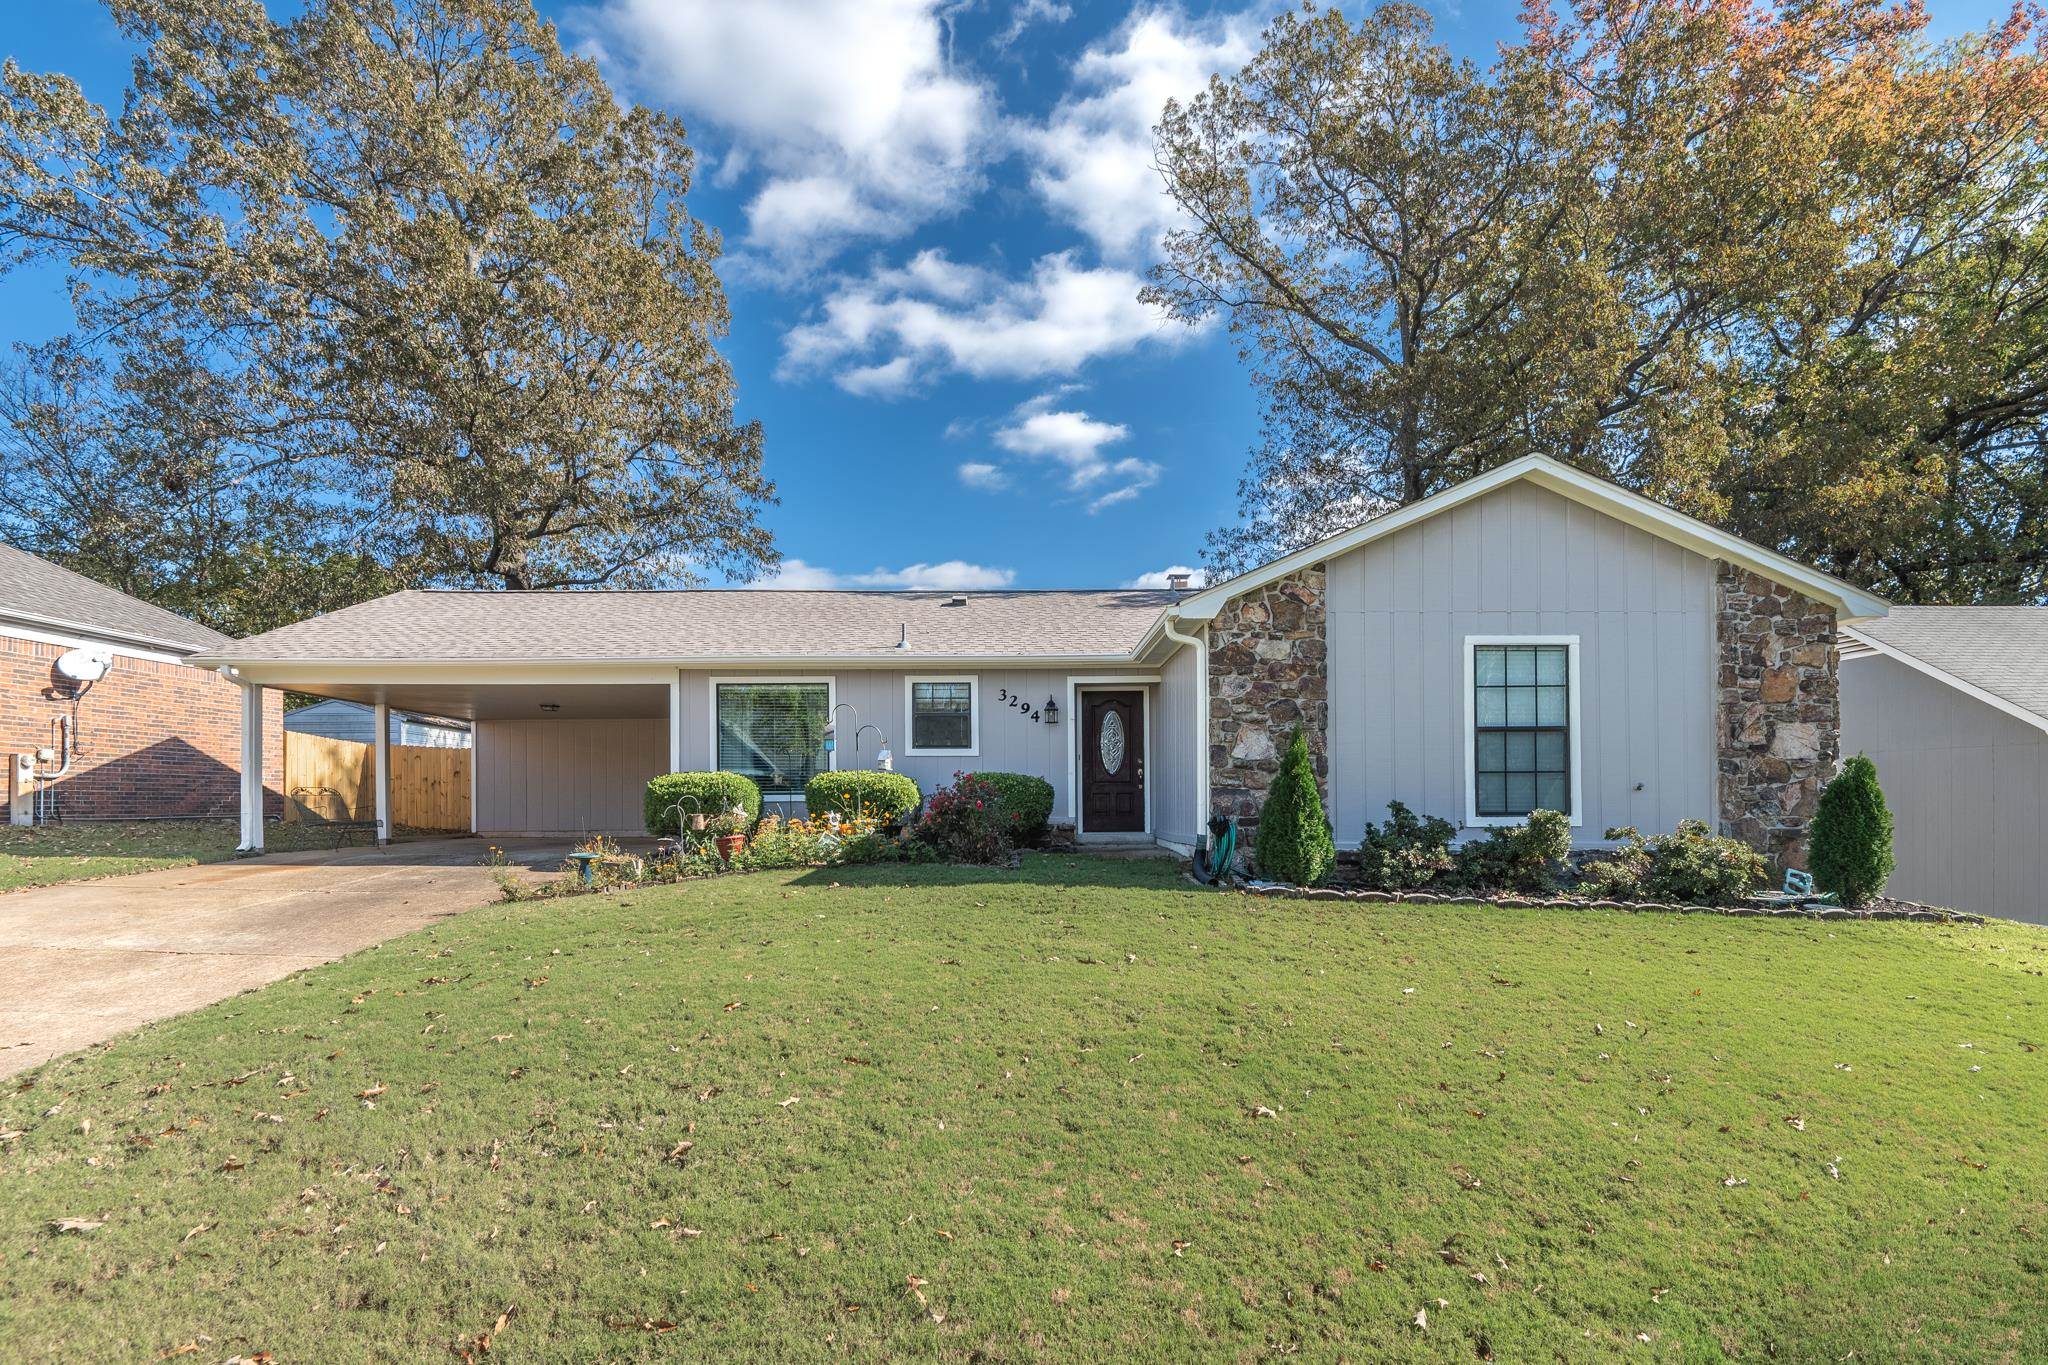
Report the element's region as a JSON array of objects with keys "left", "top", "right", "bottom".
[
  {"left": 1810, "top": 752, "right": 1895, "bottom": 908},
  {"left": 966, "top": 771, "right": 1055, "bottom": 844},
  {"left": 1254, "top": 728, "right": 1336, "bottom": 886},
  {"left": 644, "top": 772, "right": 762, "bottom": 836},
  {"left": 804, "top": 770, "right": 921, "bottom": 825}
]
